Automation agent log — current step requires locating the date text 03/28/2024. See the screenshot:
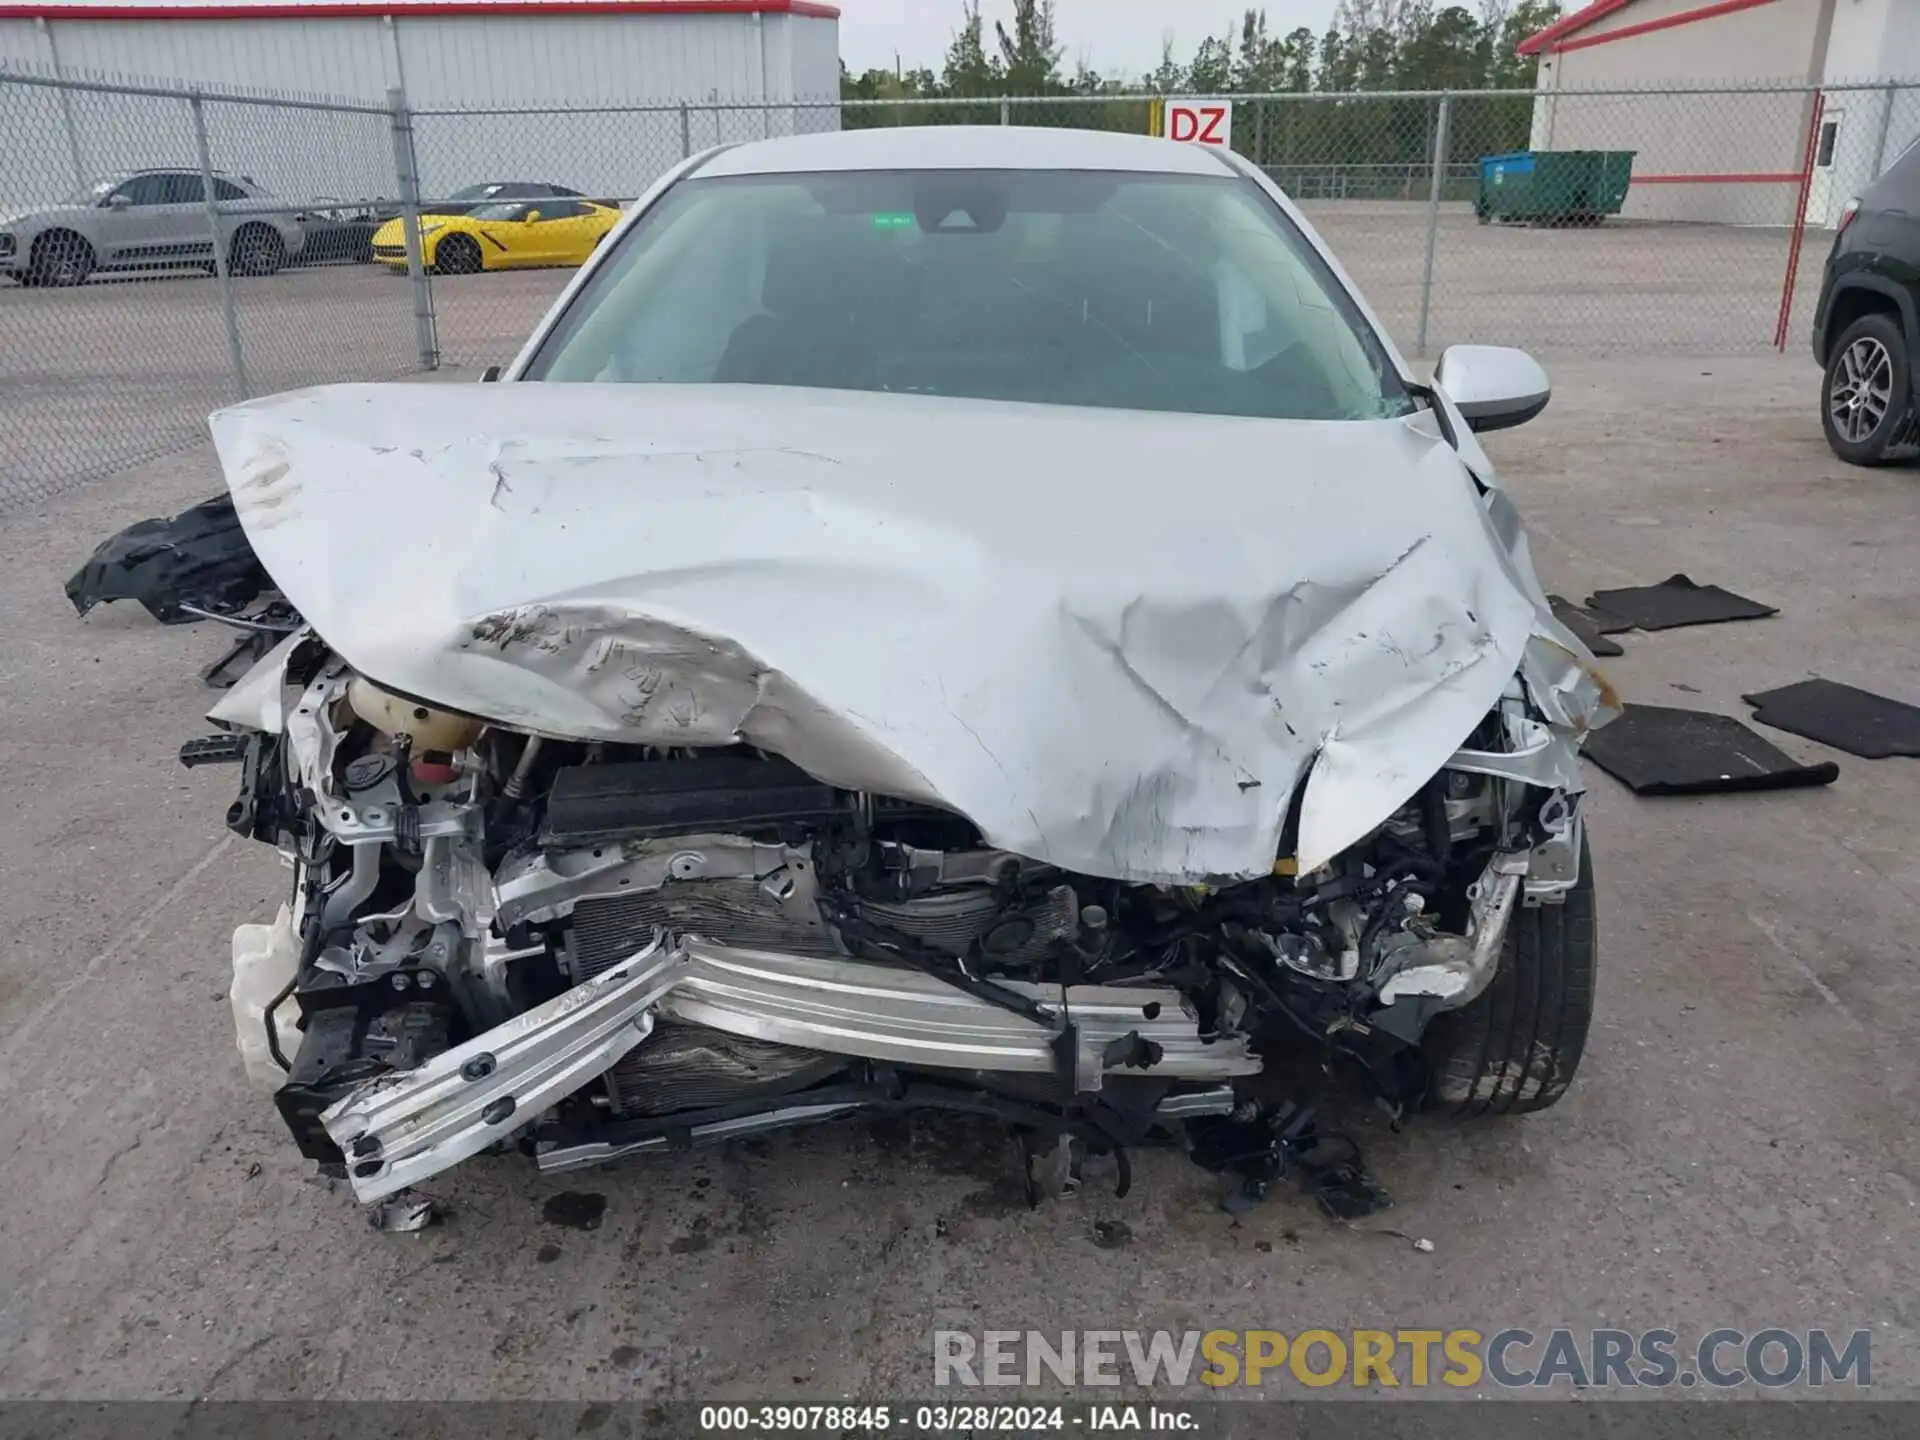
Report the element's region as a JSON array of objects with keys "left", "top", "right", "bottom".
[{"left": 698, "top": 1406, "right": 1186, "bottom": 1432}]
